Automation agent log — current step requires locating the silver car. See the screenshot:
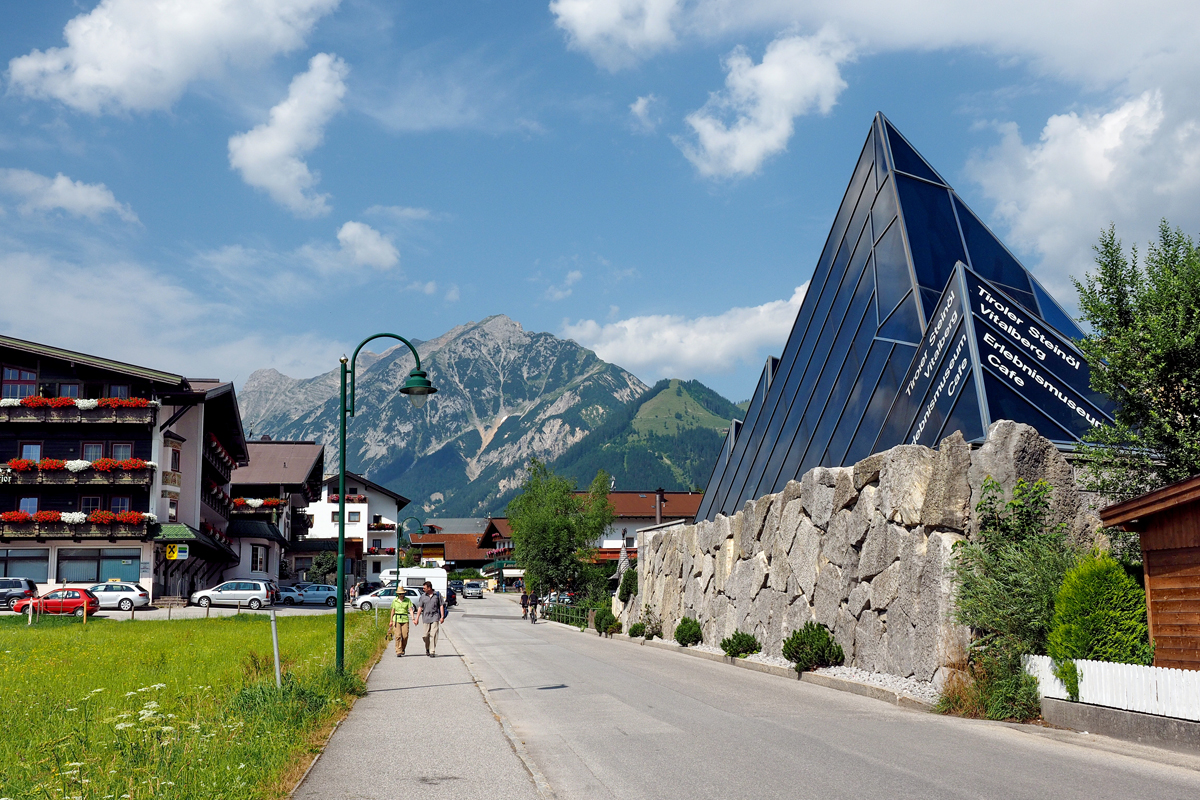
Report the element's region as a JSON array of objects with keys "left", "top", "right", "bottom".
[
  {"left": 278, "top": 585, "right": 302, "bottom": 605},
  {"left": 299, "top": 584, "right": 341, "bottom": 607},
  {"left": 86, "top": 582, "right": 151, "bottom": 611},
  {"left": 191, "top": 580, "right": 272, "bottom": 609},
  {"left": 462, "top": 582, "right": 483, "bottom": 599},
  {"left": 353, "top": 586, "right": 420, "bottom": 611}
]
